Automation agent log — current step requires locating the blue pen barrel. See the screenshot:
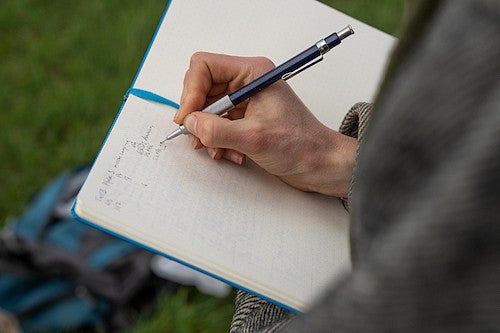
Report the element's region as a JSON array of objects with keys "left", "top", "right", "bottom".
[
  {"left": 229, "top": 45, "right": 321, "bottom": 105},
  {"left": 165, "top": 27, "right": 352, "bottom": 141},
  {"left": 229, "top": 32, "right": 342, "bottom": 105},
  {"left": 325, "top": 32, "right": 341, "bottom": 49}
]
